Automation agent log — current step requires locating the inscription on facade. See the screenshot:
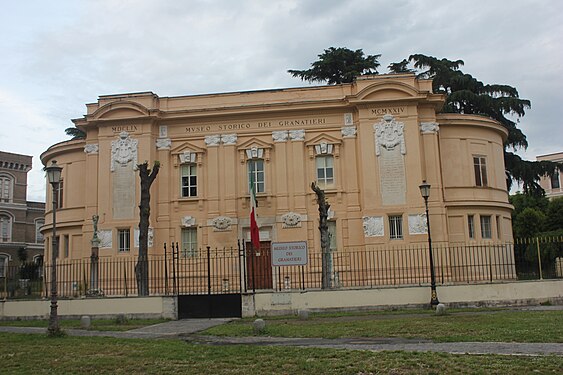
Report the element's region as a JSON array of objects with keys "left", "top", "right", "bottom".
[
  {"left": 371, "top": 107, "right": 405, "bottom": 116},
  {"left": 185, "top": 118, "right": 327, "bottom": 133},
  {"left": 111, "top": 125, "right": 139, "bottom": 133},
  {"left": 379, "top": 147, "right": 407, "bottom": 205}
]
